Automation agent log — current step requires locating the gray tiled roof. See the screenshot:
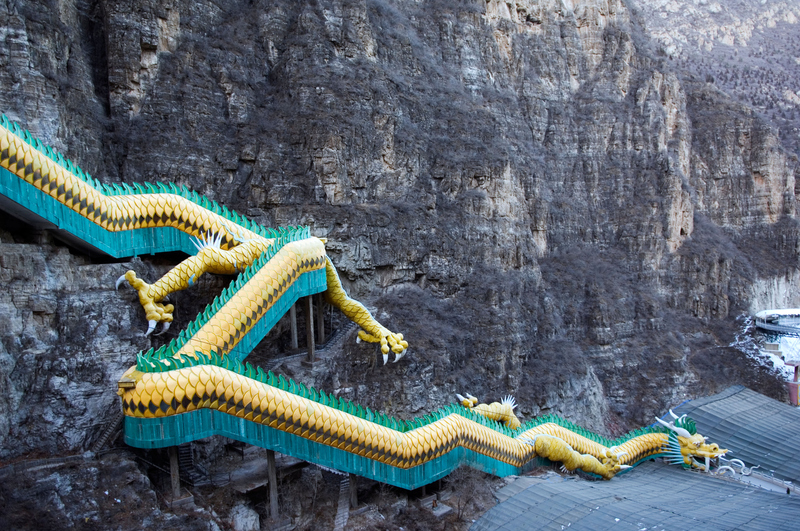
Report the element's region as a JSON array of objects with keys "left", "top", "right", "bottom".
[
  {"left": 671, "top": 385, "right": 800, "bottom": 484},
  {"left": 472, "top": 461, "right": 800, "bottom": 531}
]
